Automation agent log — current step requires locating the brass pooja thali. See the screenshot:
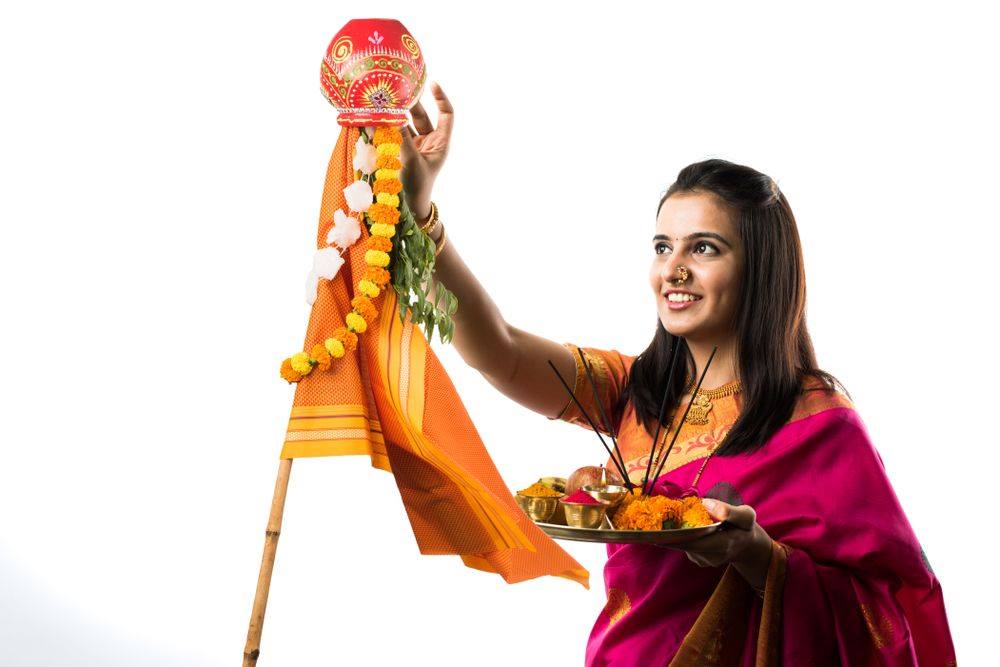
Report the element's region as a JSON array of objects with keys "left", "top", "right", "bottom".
[
  {"left": 529, "top": 346, "right": 729, "bottom": 546},
  {"left": 534, "top": 516, "right": 723, "bottom": 545},
  {"left": 516, "top": 475, "right": 723, "bottom": 545}
]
